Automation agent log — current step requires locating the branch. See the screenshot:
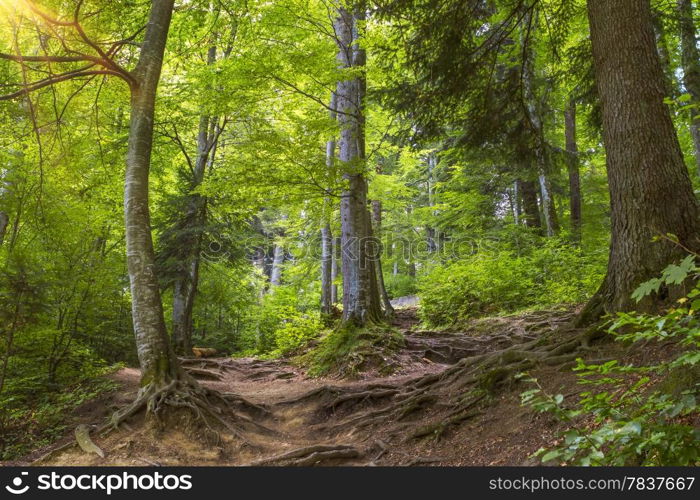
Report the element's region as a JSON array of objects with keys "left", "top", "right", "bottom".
[
  {"left": 0, "top": 53, "right": 87, "bottom": 63},
  {"left": 0, "top": 69, "right": 125, "bottom": 101}
]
